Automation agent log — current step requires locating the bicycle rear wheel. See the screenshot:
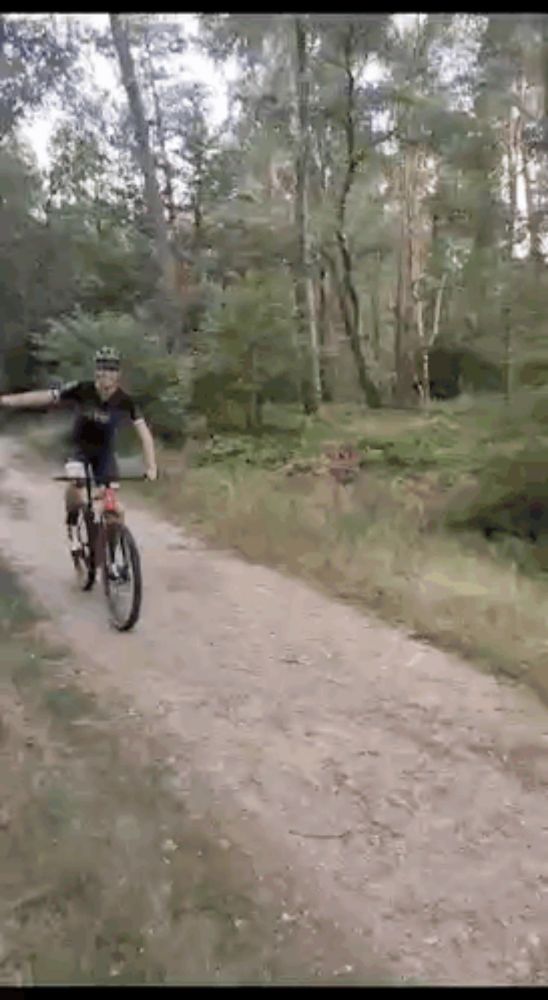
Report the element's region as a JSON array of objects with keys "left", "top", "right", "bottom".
[
  {"left": 103, "top": 523, "right": 142, "bottom": 631},
  {"left": 71, "top": 508, "right": 96, "bottom": 592}
]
